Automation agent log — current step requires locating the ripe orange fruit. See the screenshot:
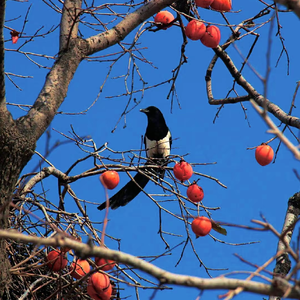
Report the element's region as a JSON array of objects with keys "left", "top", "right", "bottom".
[
  {"left": 154, "top": 11, "right": 175, "bottom": 29},
  {"left": 70, "top": 259, "right": 91, "bottom": 279},
  {"left": 88, "top": 272, "right": 112, "bottom": 300},
  {"left": 10, "top": 30, "right": 19, "bottom": 44},
  {"left": 191, "top": 217, "right": 212, "bottom": 237},
  {"left": 210, "top": 0, "right": 232, "bottom": 11},
  {"left": 195, "top": 0, "right": 214, "bottom": 8},
  {"left": 12, "top": 36, "right": 18, "bottom": 44},
  {"left": 100, "top": 171, "right": 120, "bottom": 190},
  {"left": 87, "top": 283, "right": 101, "bottom": 300},
  {"left": 200, "top": 25, "right": 221, "bottom": 48},
  {"left": 255, "top": 144, "right": 274, "bottom": 166},
  {"left": 95, "top": 257, "right": 116, "bottom": 271},
  {"left": 185, "top": 20, "right": 206, "bottom": 41},
  {"left": 173, "top": 160, "right": 193, "bottom": 181},
  {"left": 187, "top": 183, "right": 204, "bottom": 202},
  {"left": 46, "top": 249, "right": 68, "bottom": 272}
]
